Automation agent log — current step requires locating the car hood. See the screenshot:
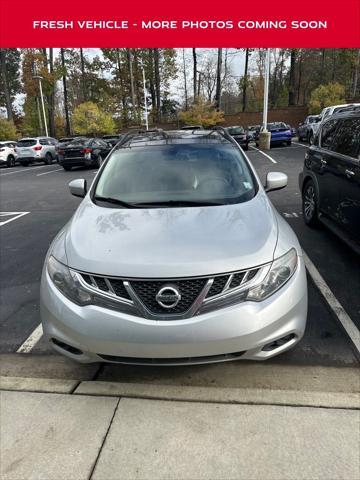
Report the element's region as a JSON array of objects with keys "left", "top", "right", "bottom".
[{"left": 64, "top": 191, "right": 278, "bottom": 278}]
